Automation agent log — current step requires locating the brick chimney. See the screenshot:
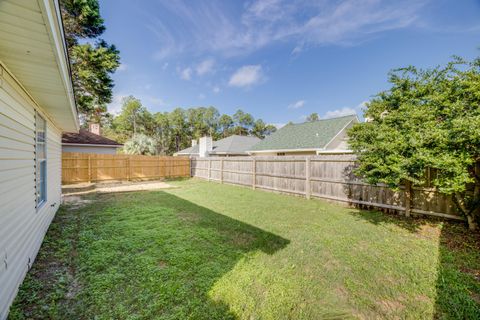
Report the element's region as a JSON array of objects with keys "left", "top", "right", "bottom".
[
  {"left": 199, "top": 136, "right": 213, "bottom": 157},
  {"left": 89, "top": 123, "right": 101, "bottom": 135}
]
